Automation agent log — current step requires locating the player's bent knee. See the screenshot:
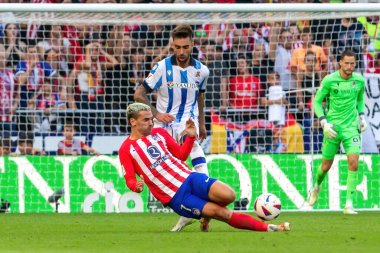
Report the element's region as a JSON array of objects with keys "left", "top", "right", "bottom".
[{"left": 225, "top": 189, "right": 236, "bottom": 204}]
